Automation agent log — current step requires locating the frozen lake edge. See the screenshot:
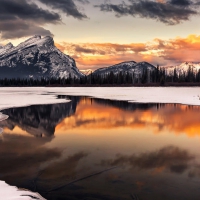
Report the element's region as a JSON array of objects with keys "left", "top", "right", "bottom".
[{"left": 0, "top": 87, "right": 200, "bottom": 112}]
